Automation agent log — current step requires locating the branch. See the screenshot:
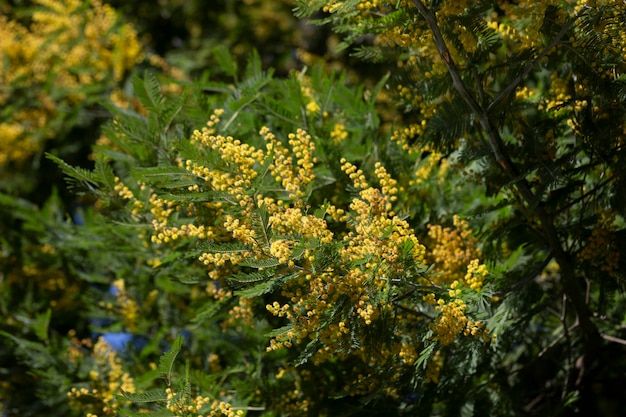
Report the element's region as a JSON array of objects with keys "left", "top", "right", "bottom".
[
  {"left": 602, "top": 334, "right": 626, "bottom": 346},
  {"left": 409, "top": 1, "right": 480, "bottom": 115},
  {"left": 410, "top": 0, "right": 508, "bottom": 168},
  {"left": 538, "top": 322, "right": 579, "bottom": 358},
  {"left": 410, "top": 0, "right": 601, "bottom": 347}
]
